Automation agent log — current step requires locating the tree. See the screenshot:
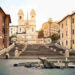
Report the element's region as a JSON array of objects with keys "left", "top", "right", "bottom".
[
  {"left": 48, "top": 18, "right": 53, "bottom": 23},
  {"left": 9, "top": 34, "right": 17, "bottom": 41},
  {"left": 38, "top": 29, "right": 44, "bottom": 38},
  {"left": 51, "top": 33, "right": 59, "bottom": 41}
]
